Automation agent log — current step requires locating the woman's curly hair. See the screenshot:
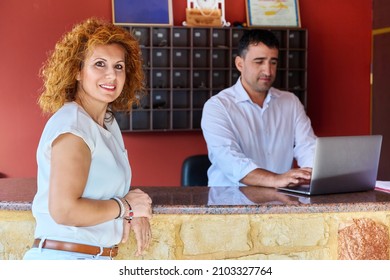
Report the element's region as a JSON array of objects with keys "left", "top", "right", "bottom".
[{"left": 38, "top": 17, "right": 145, "bottom": 114}]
